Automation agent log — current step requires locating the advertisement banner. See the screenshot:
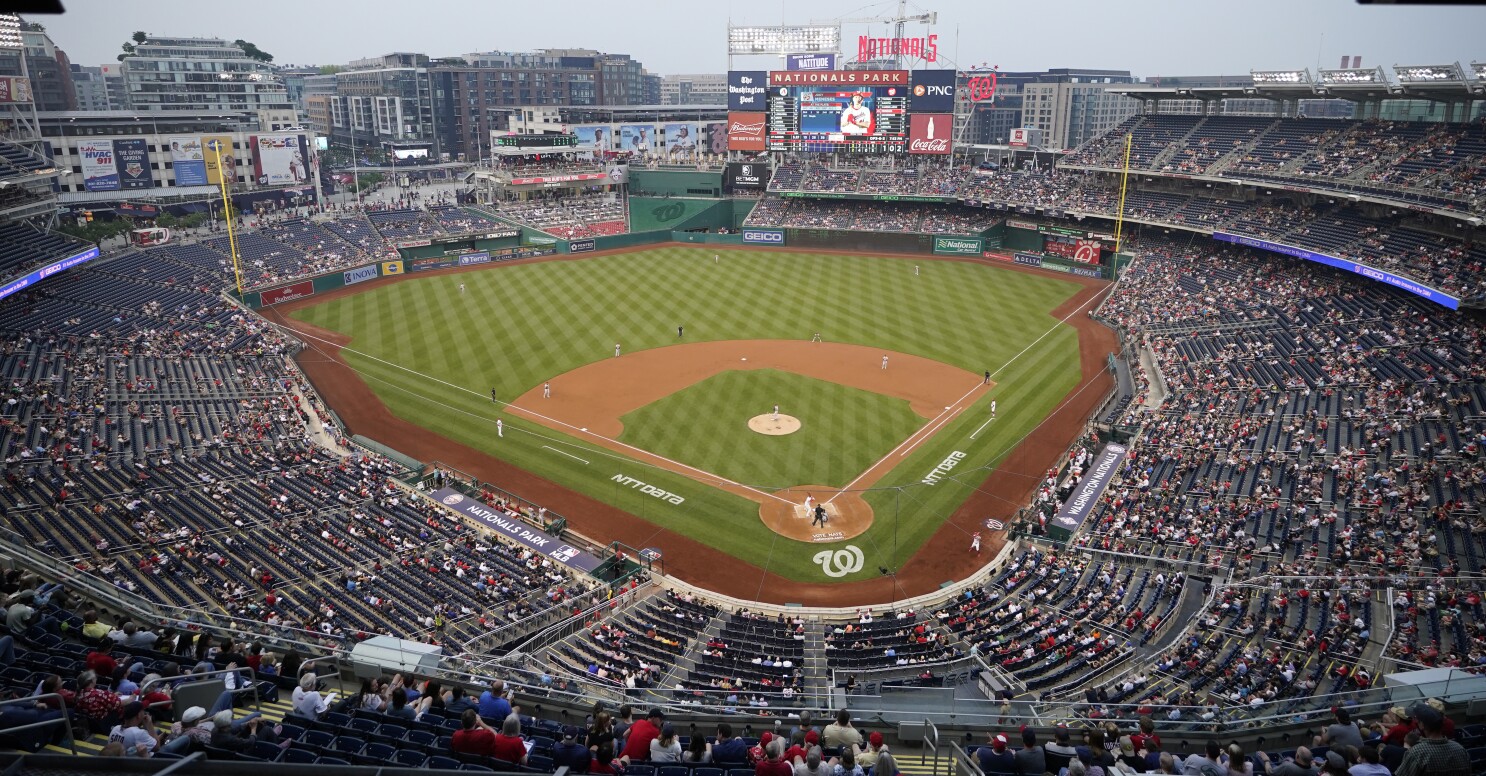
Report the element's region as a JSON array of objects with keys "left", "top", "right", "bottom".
[
  {"left": 568, "top": 239, "right": 596, "bottom": 253},
  {"left": 398, "top": 238, "right": 433, "bottom": 248},
  {"left": 786, "top": 53, "right": 837, "bottom": 71},
  {"left": 1009, "top": 128, "right": 1030, "bottom": 147},
  {"left": 908, "top": 113, "right": 952, "bottom": 155},
  {"left": 201, "top": 135, "right": 235, "bottom": 185},
  {"left": 431, "top": 488, "right": 602, "bottom": 574},
  {"left": 663, "top": 123, "right": 698, "bottom": 161},
  {"left": 1013, "top": 252, "right": 1043, "bottom": 267},
  {"left": 112, "top": 138, "right": 154, "bottom": 190},
  {"left": 169, "top": 137, "right": 207, "bottom": 186},
  {"left": 727, "top": 70, "right": 768, "bottom": 110},
  {"left": 250, "top": 134, "right": 309, "bottom": 185},
  {"left": 381, "top": 261, "right": 404, "bottom": 276},
  {"left": 704, "top": 122, "right": 728, "bottom": 155},
  {"left": 727, "top": 112, "right": 767, "bottom": 152},
  {"left": 1049, "top": 443, "right": 1127, "bottom": 540},
  {"left": 0, "top": 76, "right": 32, "bottom": 104},
  {"left": 574, "top": 125, "right": 610, "bottom": 154},
  {"left": 343, "top": 265, "right": 379, "bottom": 285},
  {"left": 410, "top": 256, "right": 457, "bottom": 272},
  {"left": 619, "top": 125, "right": 653, "bottom": 157},
  {"left": 1212, "top": 232, "right": 1460, "bottom": 310},
  {"left": 78, "top": 140, "right": 120, "bottom": 192},
  {"left": 725, "top": 162, "right": 768, "bottom": 190},
  {"left": 0, "top": 247, "right": 100, "bottom": 302},
  {"left": 909, "top": 70, "right": 957, "bottom": 113},
  {"left": 742, "top": 228, "right": 785, "bottom": 245},
  {"left": 1006, "top": 219, "right": 1038, "bottom": 231},
  {"left": 507, "top": 173, "right": 608, "bottom": 186},
  {"left": 933, "top": 236, "right": 983, "bottom": 255},
  {"left": 457, "top": 252, "right": 491, "bottom": 266},
  {"left": 769, "top": 70, "right": 908, "bottom": 86},
  {"left": 1073, "top": 239, "right": 1102, "bottom": 264},
  {"left": 260, "top": 280, "right": 314, "bottom": 305}
]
